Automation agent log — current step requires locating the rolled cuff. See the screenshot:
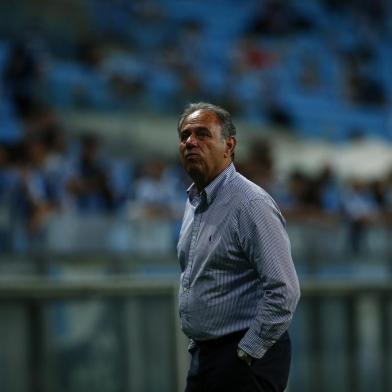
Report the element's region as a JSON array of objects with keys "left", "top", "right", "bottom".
[{"left": 238, "top": 328, "right": 280, "bottom": 359}]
